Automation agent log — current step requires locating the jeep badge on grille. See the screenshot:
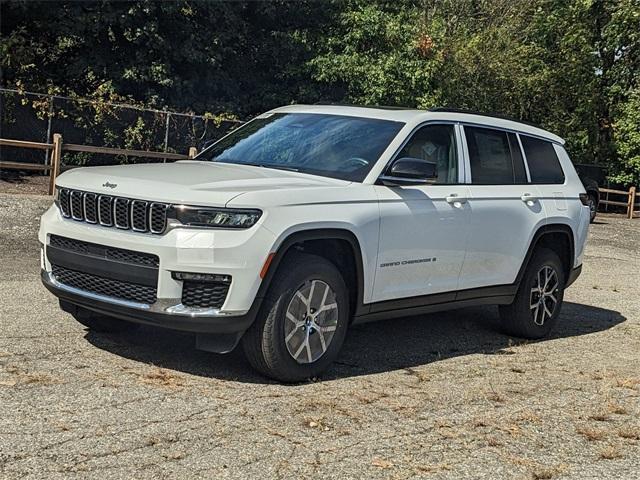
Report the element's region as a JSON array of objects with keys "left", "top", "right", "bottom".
[{"left": 102, "top": 181, "right": 117, "bottom": 189}]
